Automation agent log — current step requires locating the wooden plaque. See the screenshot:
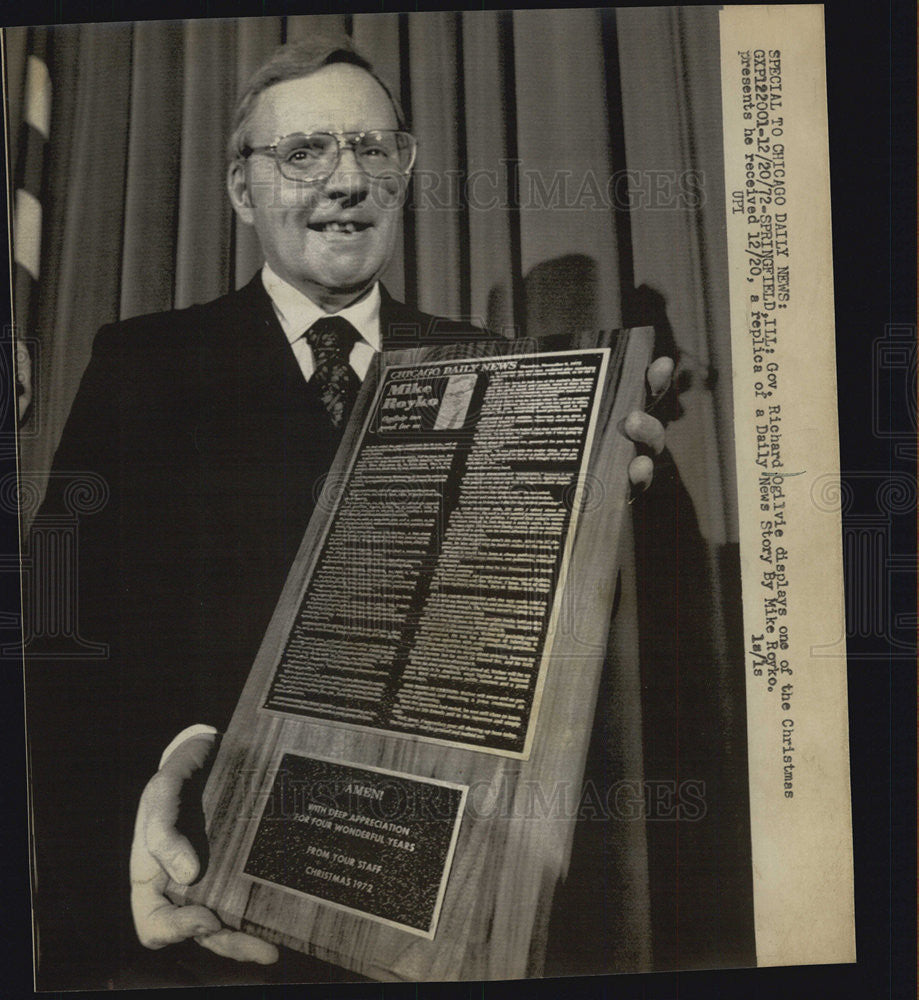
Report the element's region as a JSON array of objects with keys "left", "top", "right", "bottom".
[{"left": 169, "top": 327, "right": 654, "bottom": 981}]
